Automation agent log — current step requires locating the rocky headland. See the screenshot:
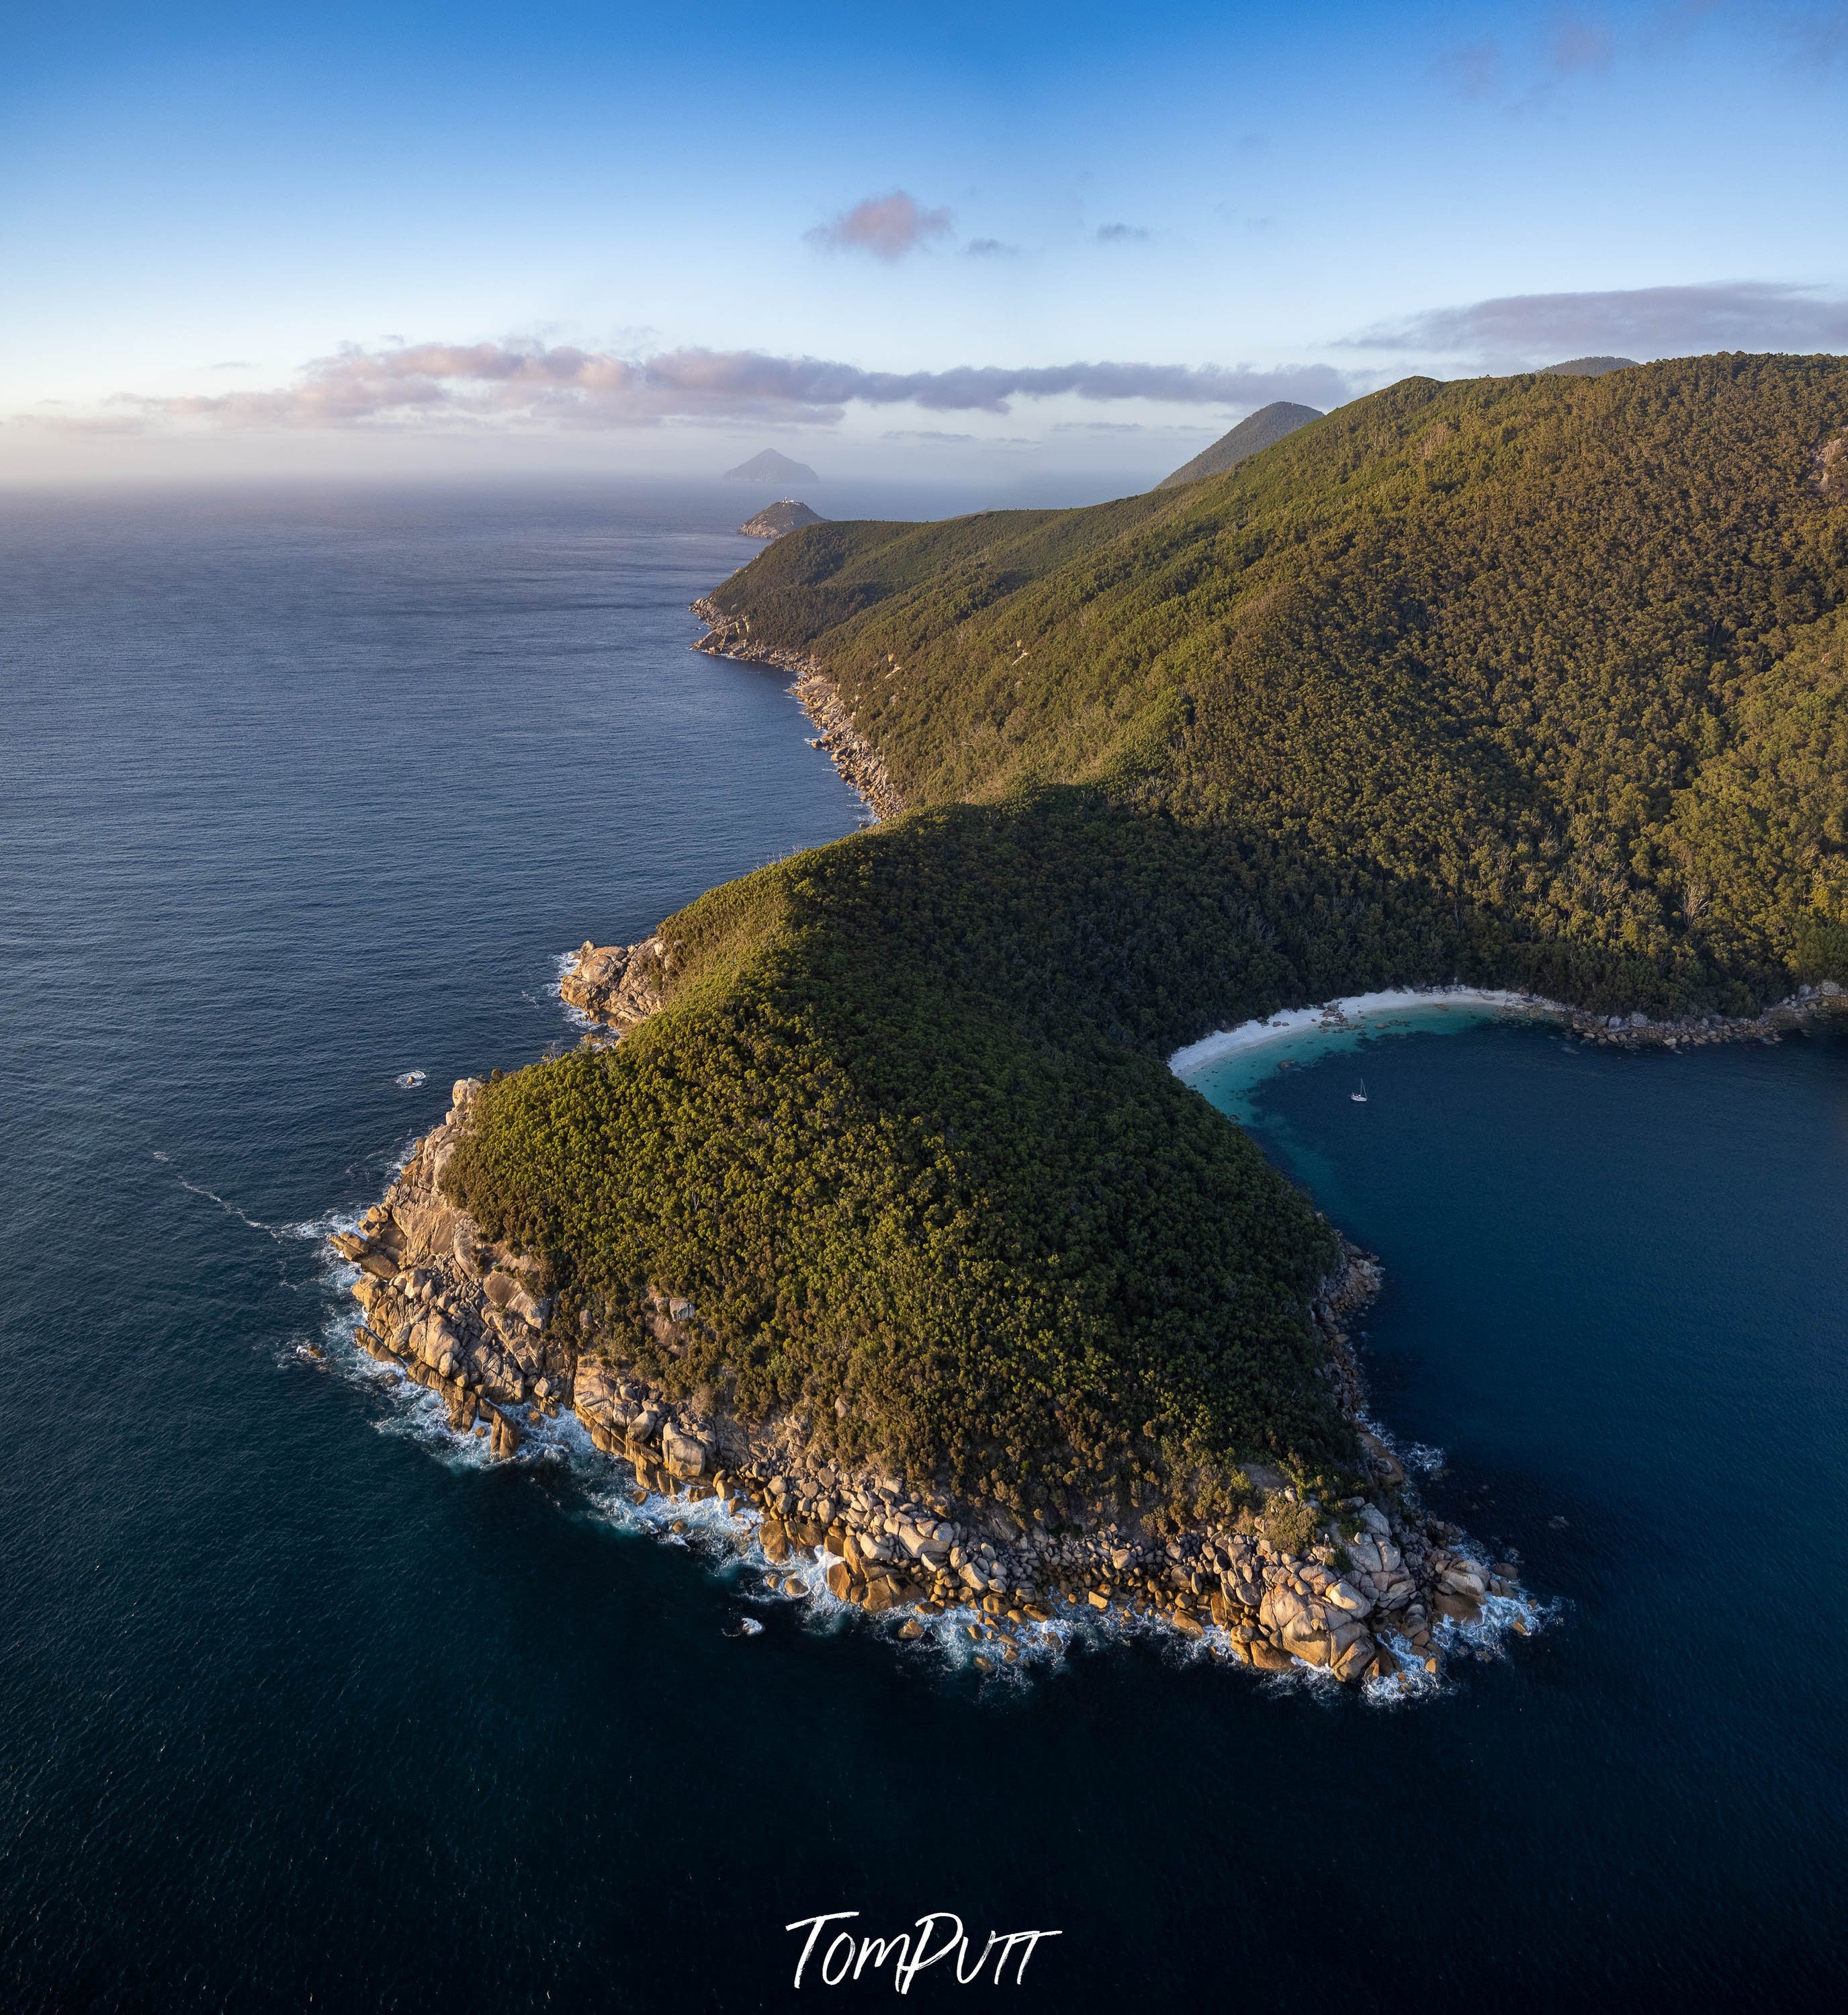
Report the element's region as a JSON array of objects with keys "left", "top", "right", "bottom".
[
  {"left": 557, "top": 934, "right": 669, "bottom": 1031},
  {"left": 504, "top": 957, "right": 1840, "bottom": 1683},
  {"left": 336, "top": 1024, "right": 1526, "bottom": 1693},
  {"left": 738, "top": 500, "right": 824, "bottom": 541}
]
